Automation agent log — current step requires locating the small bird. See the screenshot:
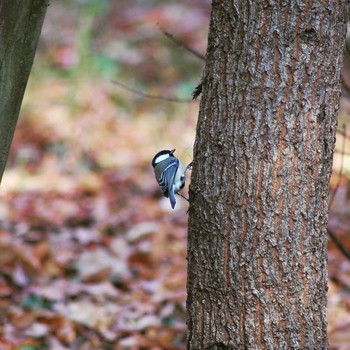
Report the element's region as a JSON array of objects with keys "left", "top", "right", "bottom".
[{"left": 152, "top": 149, "right": 188, "bottom": 209}]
